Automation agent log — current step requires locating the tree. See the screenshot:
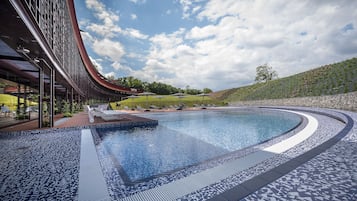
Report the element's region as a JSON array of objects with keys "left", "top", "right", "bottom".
[
  {"left": 203, "top": 88, "right": 213, "bottom": 94},
  {"left": 113, "top": 76, "right": 212, "bottom": 95},
  {"left": 117, "top": 76, "right": 144, "bottom": 90},
  {"left": 106, "top": 75, "right": 115, "bottom": 81},
  {"left": 146, "top": 82, "right": 179, "bottom": 95},
  {"left": 255, "top": 64, "right": 278, "bottom": 83}
]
